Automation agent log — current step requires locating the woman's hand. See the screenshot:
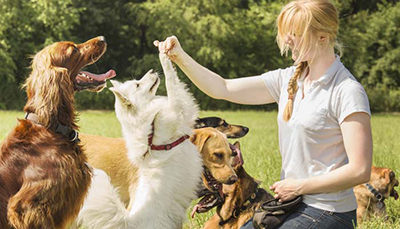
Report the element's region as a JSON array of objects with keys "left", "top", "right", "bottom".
[
  {"left": 153, "top": 36, "right": 184, "bottom": 62},
  {"left": 270, "top": 178, "right": 305, "bottom": 202}
]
